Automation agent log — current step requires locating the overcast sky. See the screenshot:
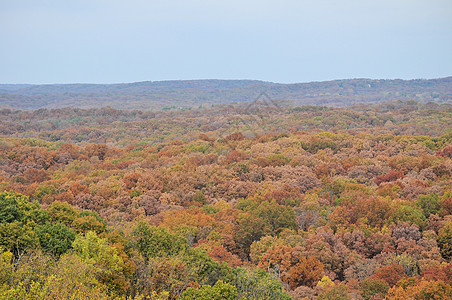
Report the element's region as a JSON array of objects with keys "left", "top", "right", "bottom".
[{"left": 1, "top": 0, "right": 451, "bottom": 84}]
